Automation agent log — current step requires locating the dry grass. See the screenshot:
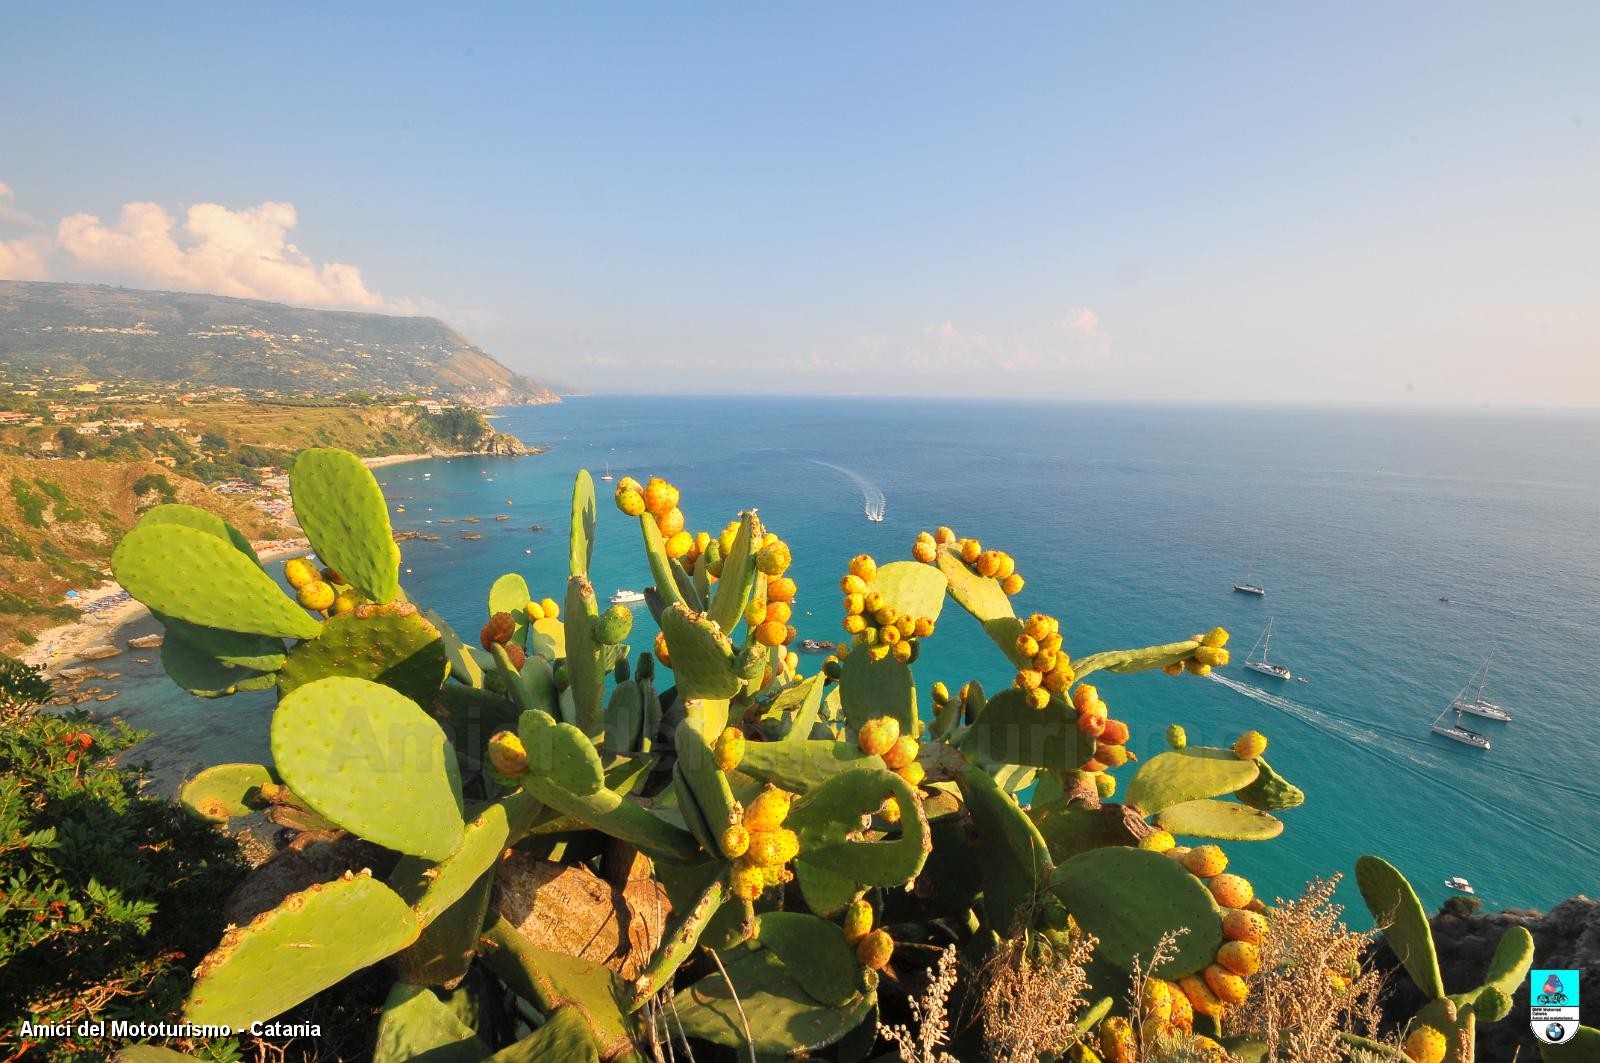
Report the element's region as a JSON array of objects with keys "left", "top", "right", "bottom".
[
  {"left": 879, "top": 944, "right": 962, "bottom": 1063},
  {"left": 973, "top": 929, "right": 1097, "bottom": 1062},
  {"left": 1227, "top": 875, "right": 1401, "bottom": 1062}
]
